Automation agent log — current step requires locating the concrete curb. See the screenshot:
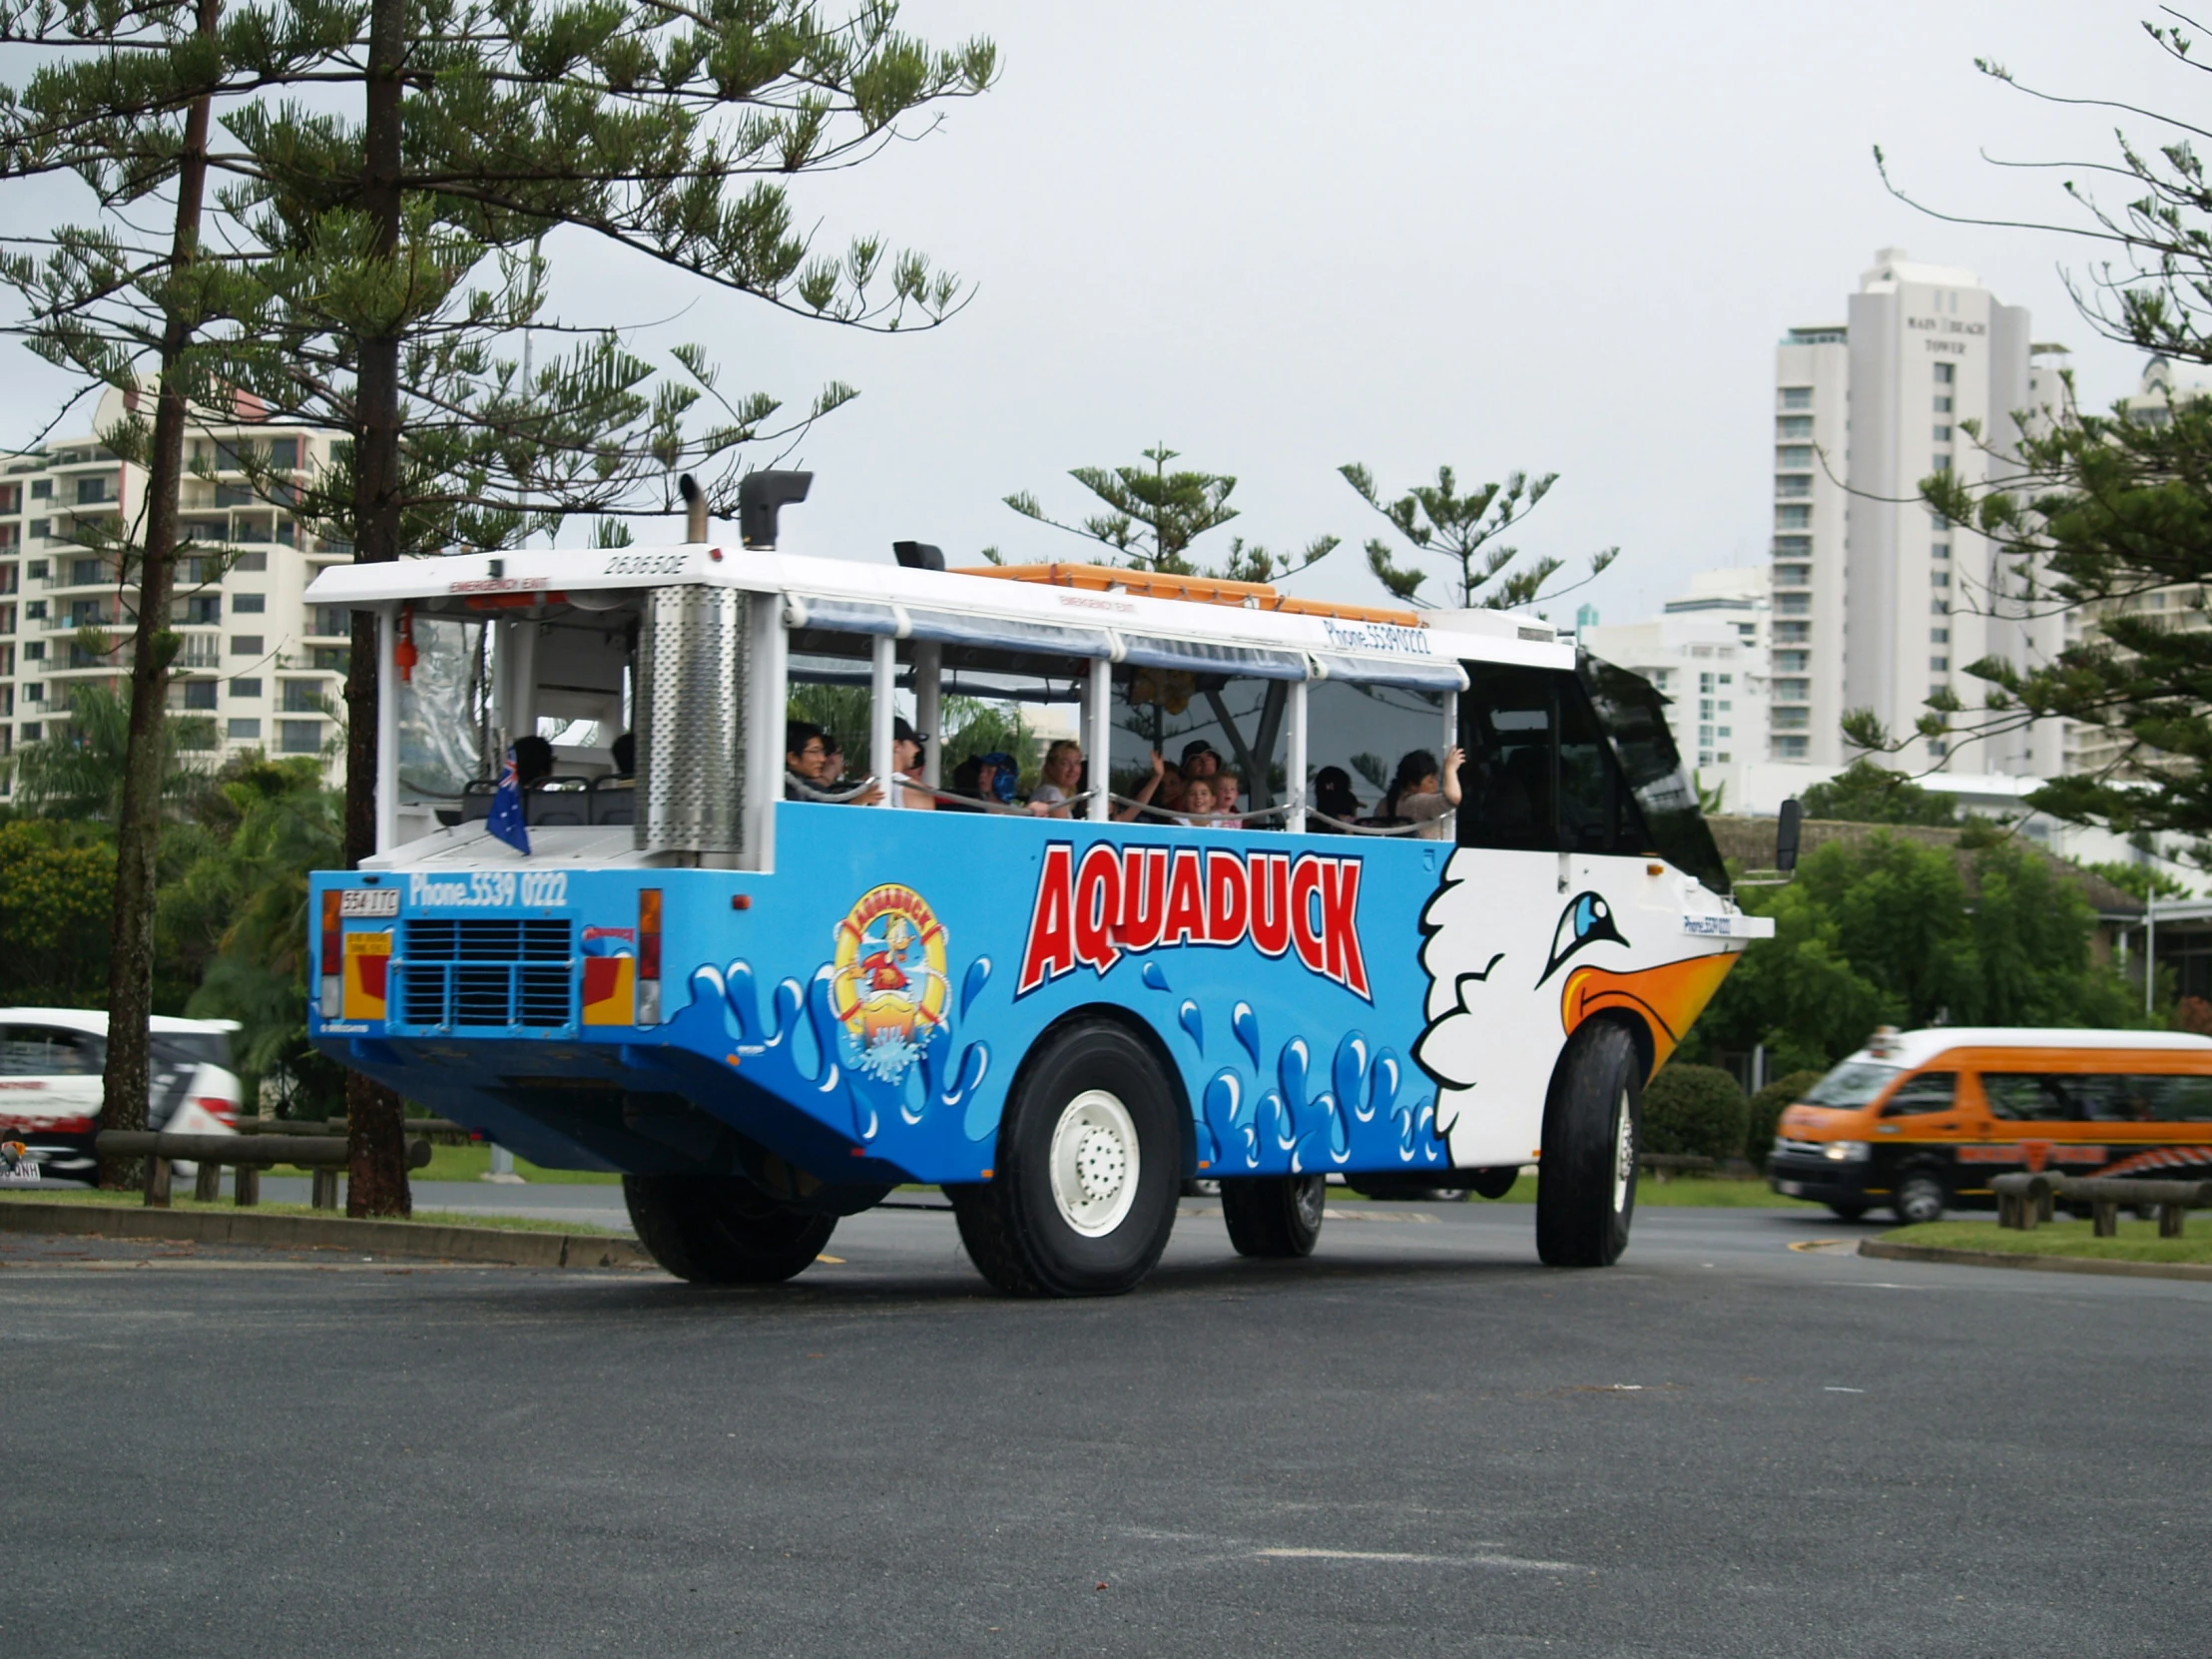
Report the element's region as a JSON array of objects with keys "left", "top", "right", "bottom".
[
  {"left": 1860, "top": 1238, "right": 2212, "bottom": 1284},
  {"left": 0, "top": 1200, "right": 654, "bottom": 1269}
]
